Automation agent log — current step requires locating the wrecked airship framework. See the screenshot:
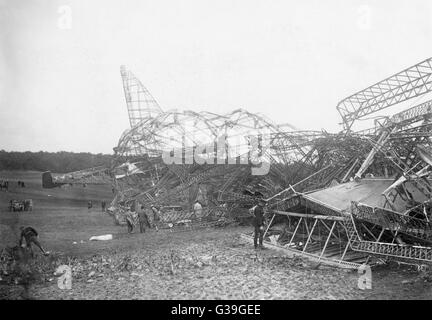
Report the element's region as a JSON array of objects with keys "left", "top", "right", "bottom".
[{"left": 45, "top": 58, "right": 432, "bottom": 269}]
